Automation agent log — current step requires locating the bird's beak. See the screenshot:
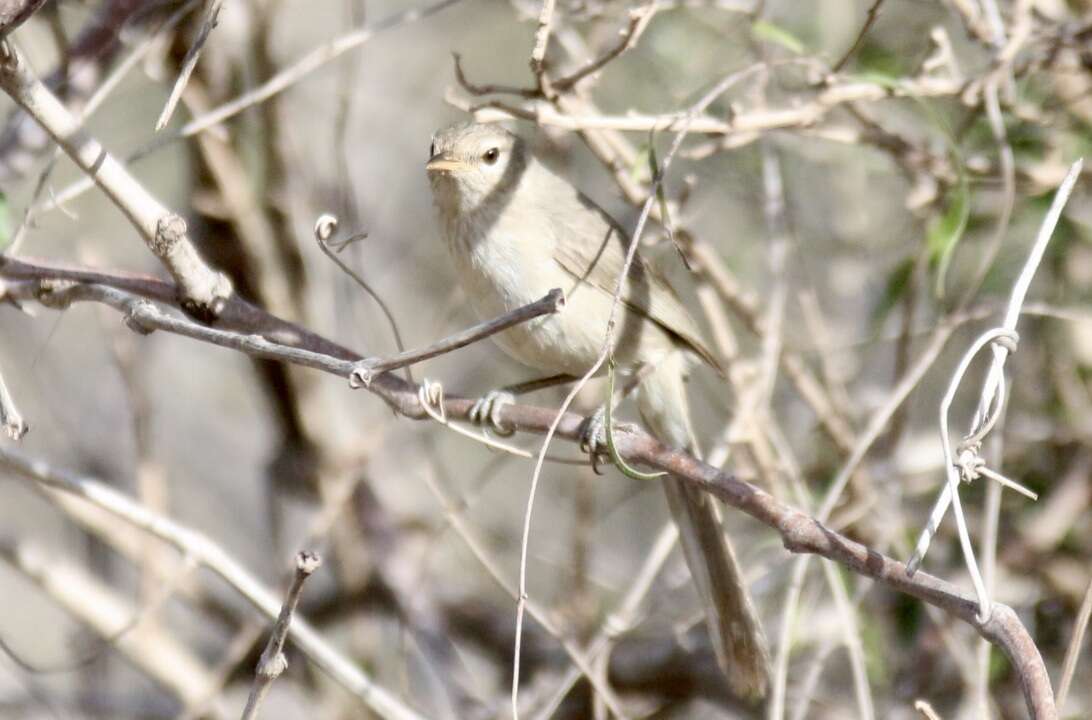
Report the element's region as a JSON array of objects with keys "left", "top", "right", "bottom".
[{"left": 426, "top": 153, "right": 469, "bottom": 174}]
